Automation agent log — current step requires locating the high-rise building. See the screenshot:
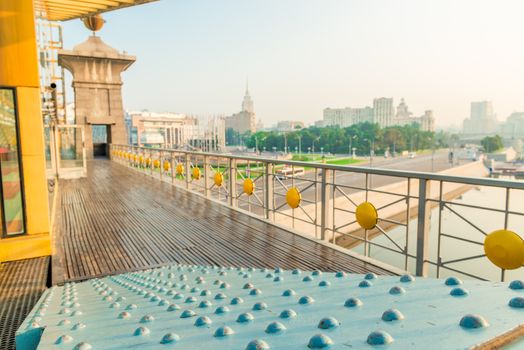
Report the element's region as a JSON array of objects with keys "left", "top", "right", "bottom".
[
  {"left": 225, "top": 85, "right": 256, "bottom": 134},
  {"left": 498, "top": 112, "right": 524, "bottom": 138},
  {"left": 419, "top": 110, "right": 435, "bottom": 132},
  {"left": 394, "top": 98, "right": 413, "bottom": 125},
  {"left": 463, "top": 101, "right": 497, "bottom": 135},
  {"left": 241, "top": 84, "right": 254, "bottom": 114},
  {"left": 373, "top": 97, "right": 394, "bottom": 127}
]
